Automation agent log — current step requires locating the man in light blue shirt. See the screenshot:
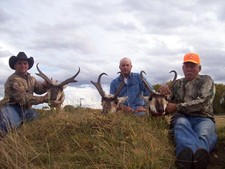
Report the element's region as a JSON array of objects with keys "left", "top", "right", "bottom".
[{"left": 110, "top": 57, "right": 152, "bottom": 116}]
